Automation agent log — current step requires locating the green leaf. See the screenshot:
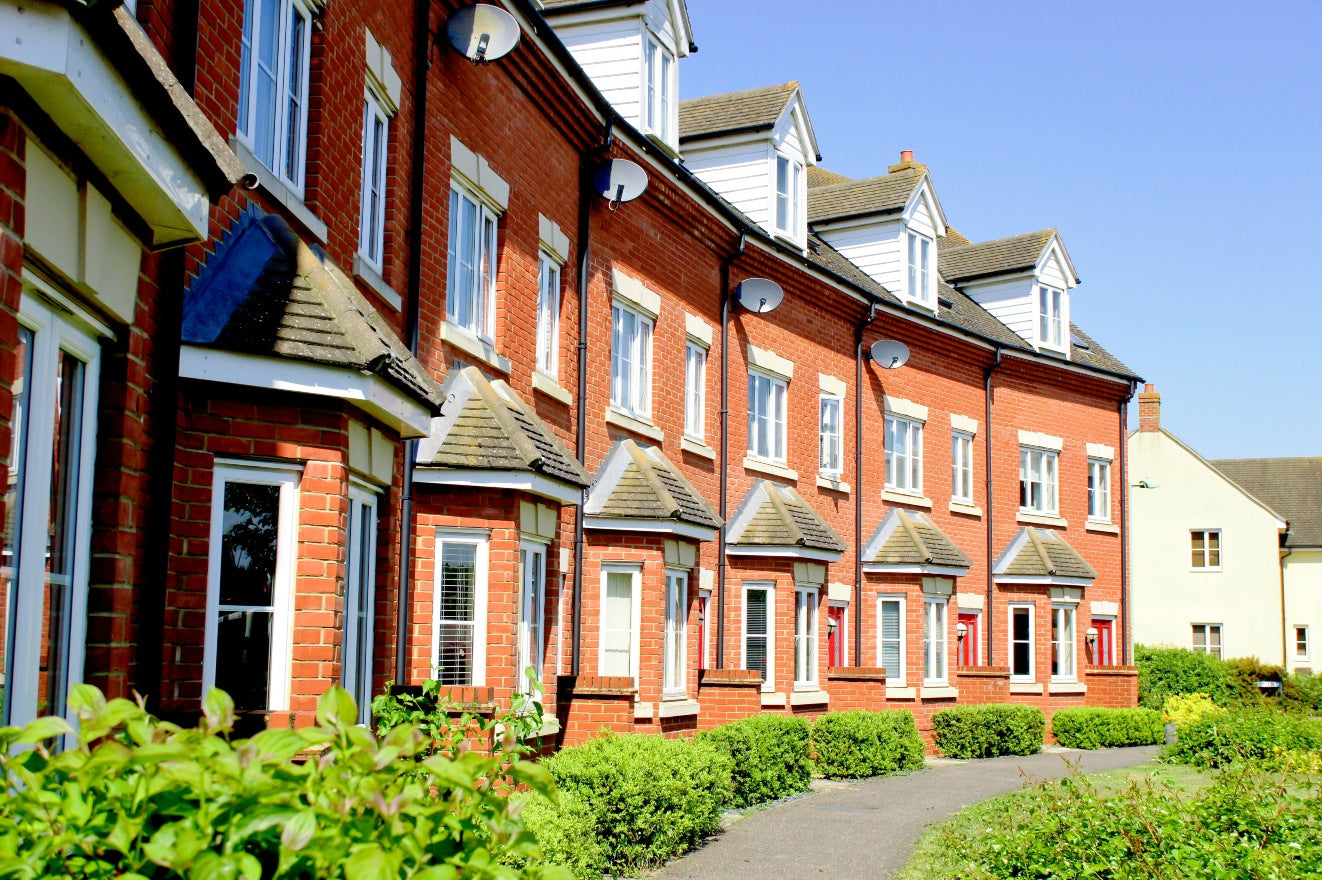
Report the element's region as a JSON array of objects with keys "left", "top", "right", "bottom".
[
  {"left": 280, "top": 810, "right": 317, "bottom": 851},
  {"left": 507, "top": 760, "right": 557, "bottom": 799},
  {"left": 202, "top": 688, "right": 235, "bottom": 732},
  {"left": 66, "top": 683, "right": 106, "bottom": 716},
  {"left": 344, "top": 844, "right": 401, "bottom": 880},
  {"left": 16, "top": 715, "right": 73, "bottom": 744},
  {"left": 316, "top": 686, "right": 359, "bottom": 728}
]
